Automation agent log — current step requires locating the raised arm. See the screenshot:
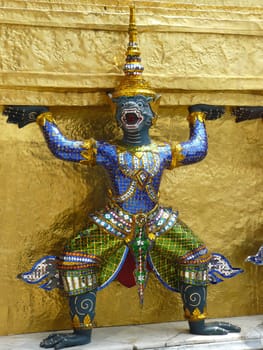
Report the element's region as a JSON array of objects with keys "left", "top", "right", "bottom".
[
  {"left": 3, "top": 106, "right": 96, "bottom": 166},
  {"left": 169, "top": 104, "right": 225, "bottom": 169},
  {"left": 36, "top": 112, "right": 96, "bottom": 164}
]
